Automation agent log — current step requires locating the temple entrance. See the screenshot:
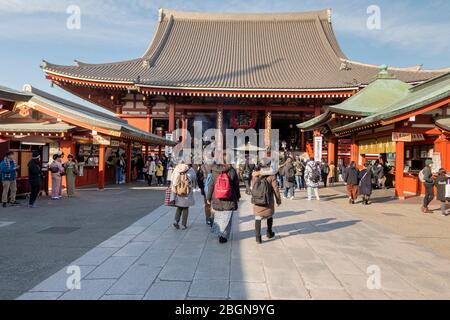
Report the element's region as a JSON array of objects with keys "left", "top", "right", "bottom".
[{"left": 272, "top": 117, "right": 302, "bottom": 152}]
